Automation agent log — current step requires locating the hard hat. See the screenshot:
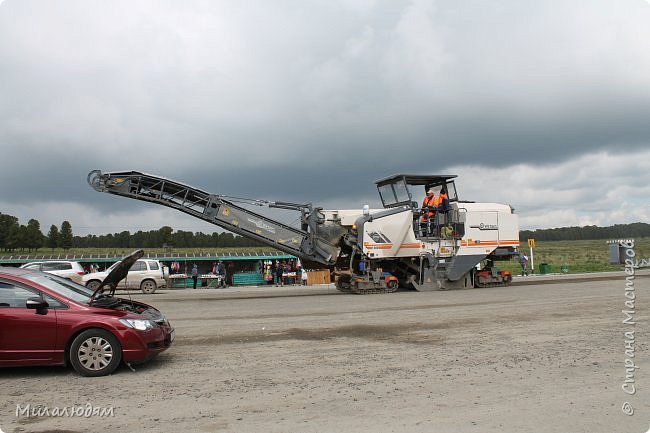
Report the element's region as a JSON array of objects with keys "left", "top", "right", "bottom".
[{"left": 427, "top": 189, "right": 434, "bottom": 194}]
